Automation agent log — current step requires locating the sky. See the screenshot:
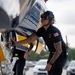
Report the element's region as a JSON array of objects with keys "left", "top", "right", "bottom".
[{"left": 46, "top": 0, "right": 75, "bottom": 48}]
